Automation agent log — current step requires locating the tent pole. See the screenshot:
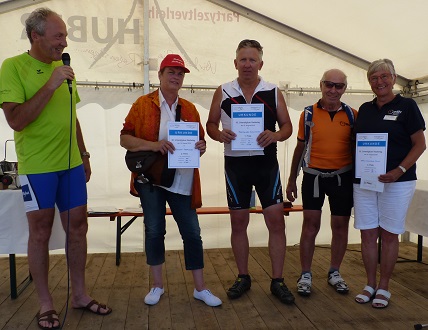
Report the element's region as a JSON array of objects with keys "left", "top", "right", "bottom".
[{"left": 143, "top": 0, "right": 149, "bottom": 95}]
